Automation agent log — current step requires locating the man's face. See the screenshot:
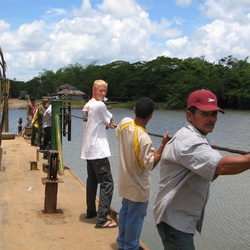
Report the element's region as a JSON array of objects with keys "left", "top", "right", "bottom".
[
  {"left": 42, "top": 100, "right": 48, "bottom": 106},
  {"left": 186, "top": 109, "right": 218, "bottom": 135},
  {"left": 93, "top": 85, "right": 107, "bottom": 101}
]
